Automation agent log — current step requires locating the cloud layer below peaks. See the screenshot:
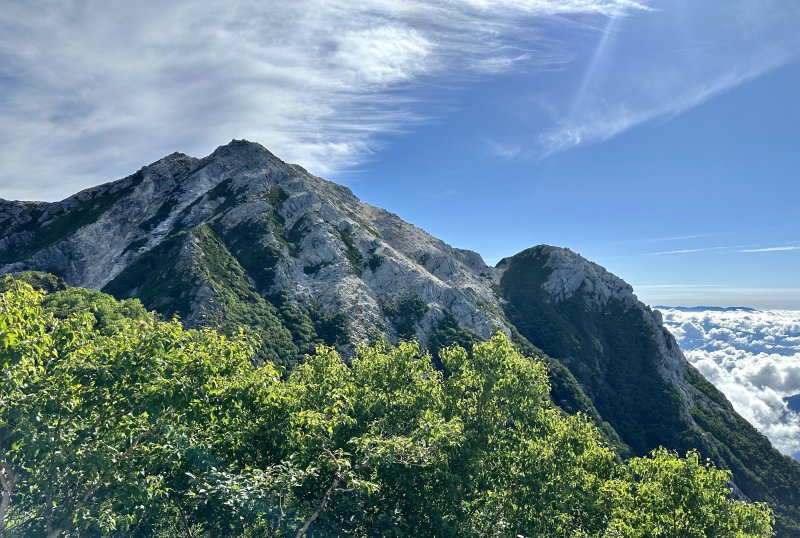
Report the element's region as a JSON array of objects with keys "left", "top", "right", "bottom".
[{"left": 662, "top": 308, "right": 800, "bottom": 459}]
